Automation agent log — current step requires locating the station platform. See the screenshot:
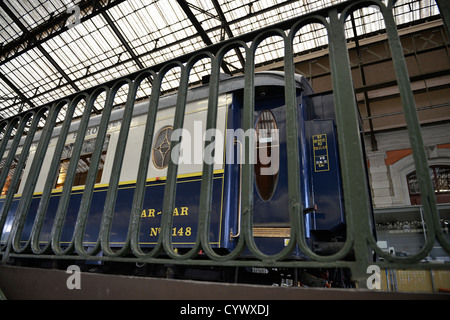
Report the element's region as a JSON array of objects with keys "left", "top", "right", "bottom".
[{"left": 0, "top": 265, "right": 448, "bottom": 300}]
